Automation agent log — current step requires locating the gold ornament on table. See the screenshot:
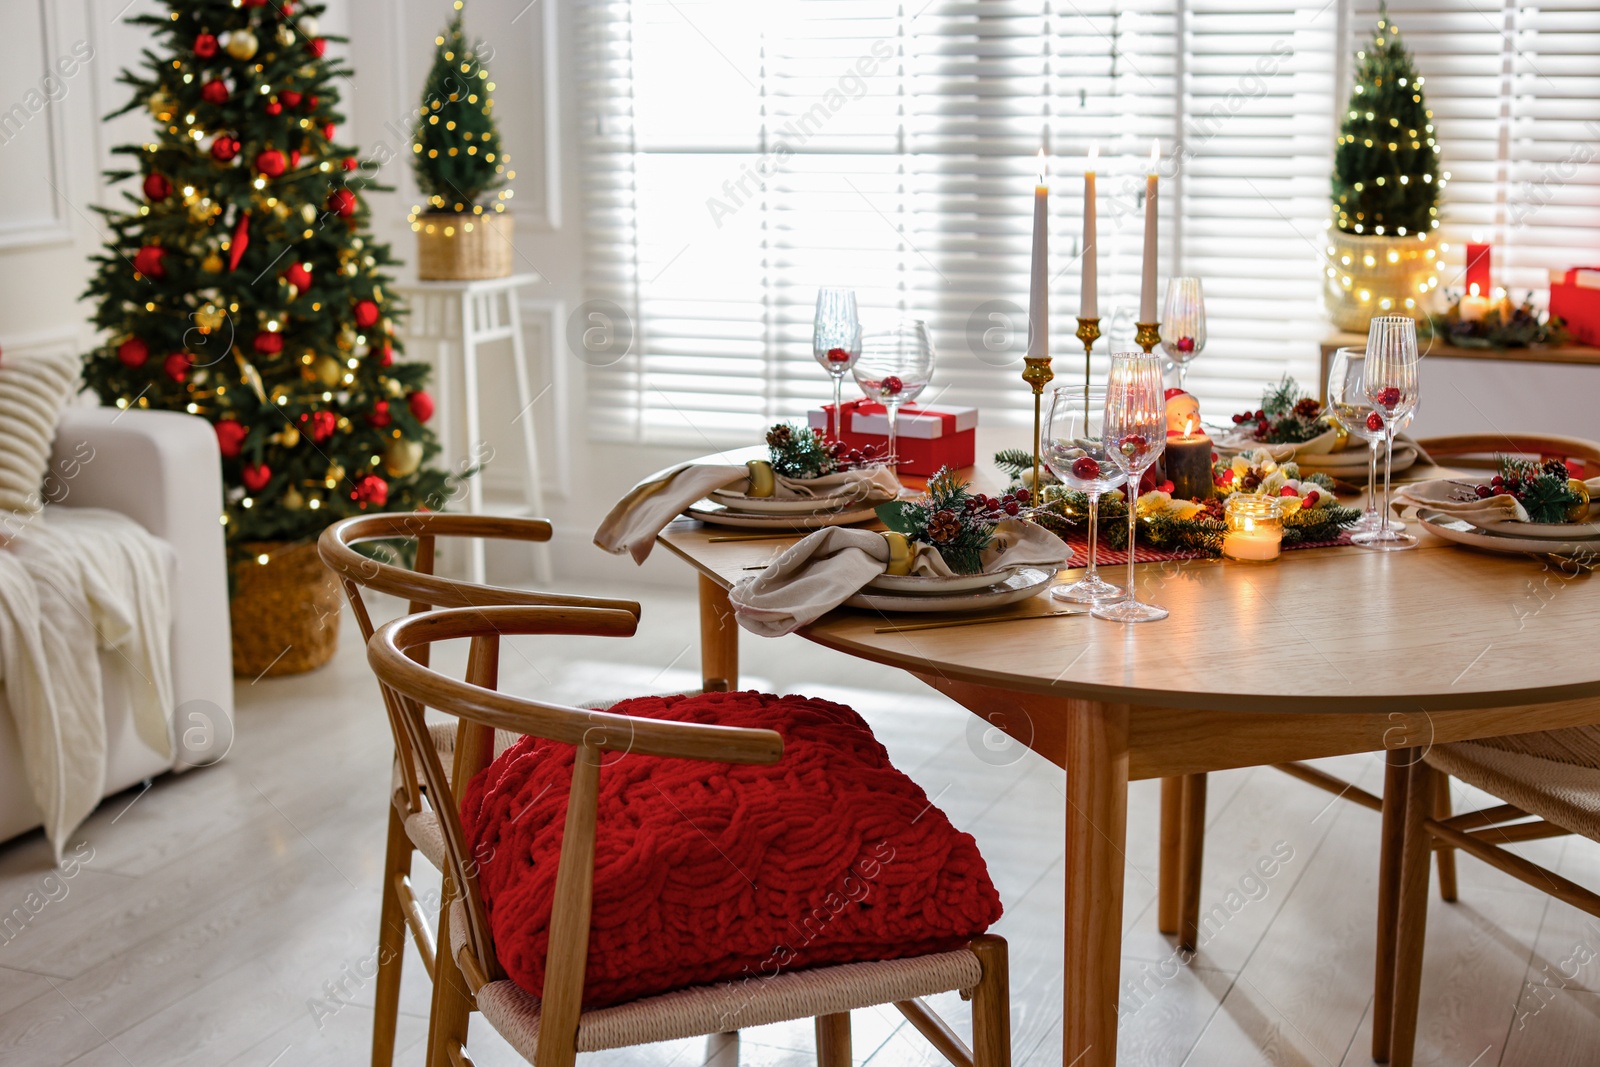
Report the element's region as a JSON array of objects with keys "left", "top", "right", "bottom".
[{"left": 1134, "top": 322, "right": 1161, "bottom": 354}]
